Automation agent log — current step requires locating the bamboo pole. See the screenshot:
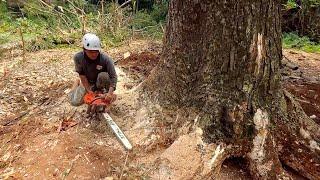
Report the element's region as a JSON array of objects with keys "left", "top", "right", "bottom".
[
  {"left": 18, "top": 28, "right": 26, "bottom": 62},
  {"left": 101, "top": 0, "right": 105, "bottom": 33}
]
